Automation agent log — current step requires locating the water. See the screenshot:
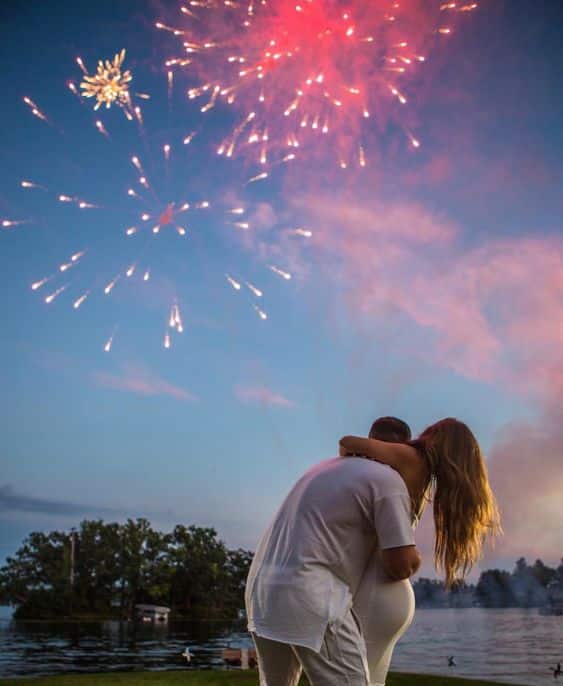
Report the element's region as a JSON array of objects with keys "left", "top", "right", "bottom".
[
  {"left": 392, "top": 608, "right": 563, "bottom": 685},
  {"left": 0, "top": 607, "right": 561, "bottom": 684}
]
